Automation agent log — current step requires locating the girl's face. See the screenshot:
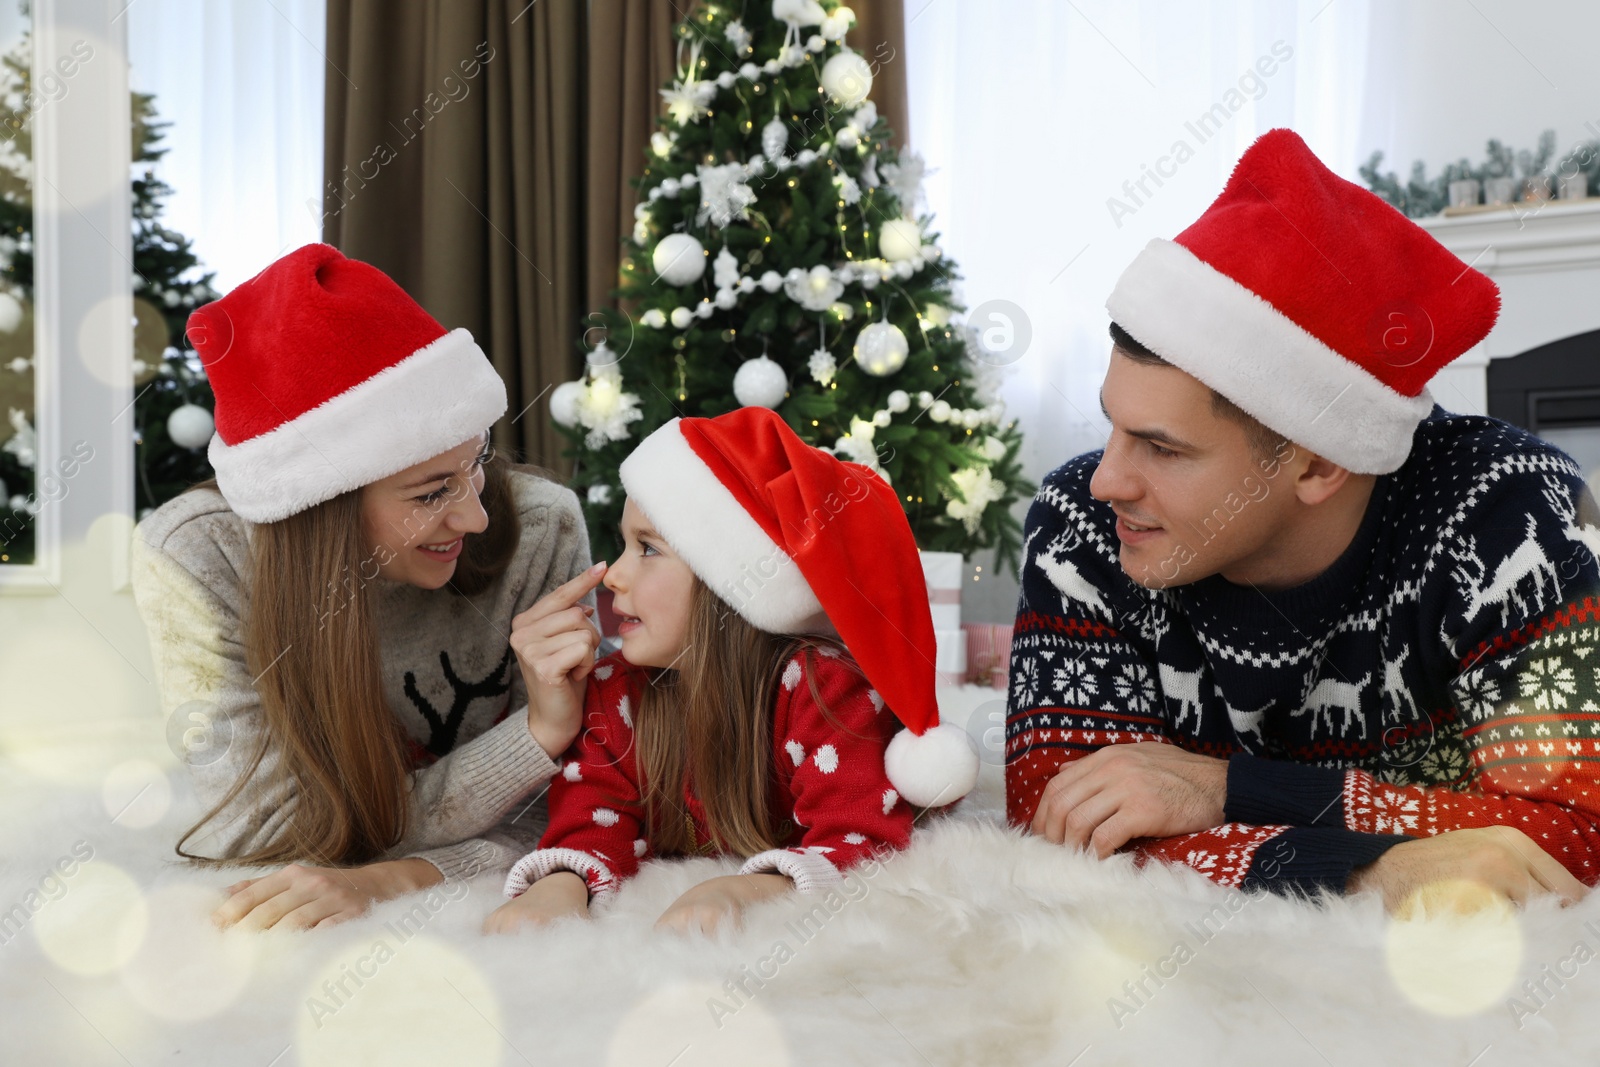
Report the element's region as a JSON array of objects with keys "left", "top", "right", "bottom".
[
  {"left": 604, "top": 498, "right": 696, "bottom": 668},
  {"left": 360, "top": 432, "right": 492, "bottom": 589}
]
